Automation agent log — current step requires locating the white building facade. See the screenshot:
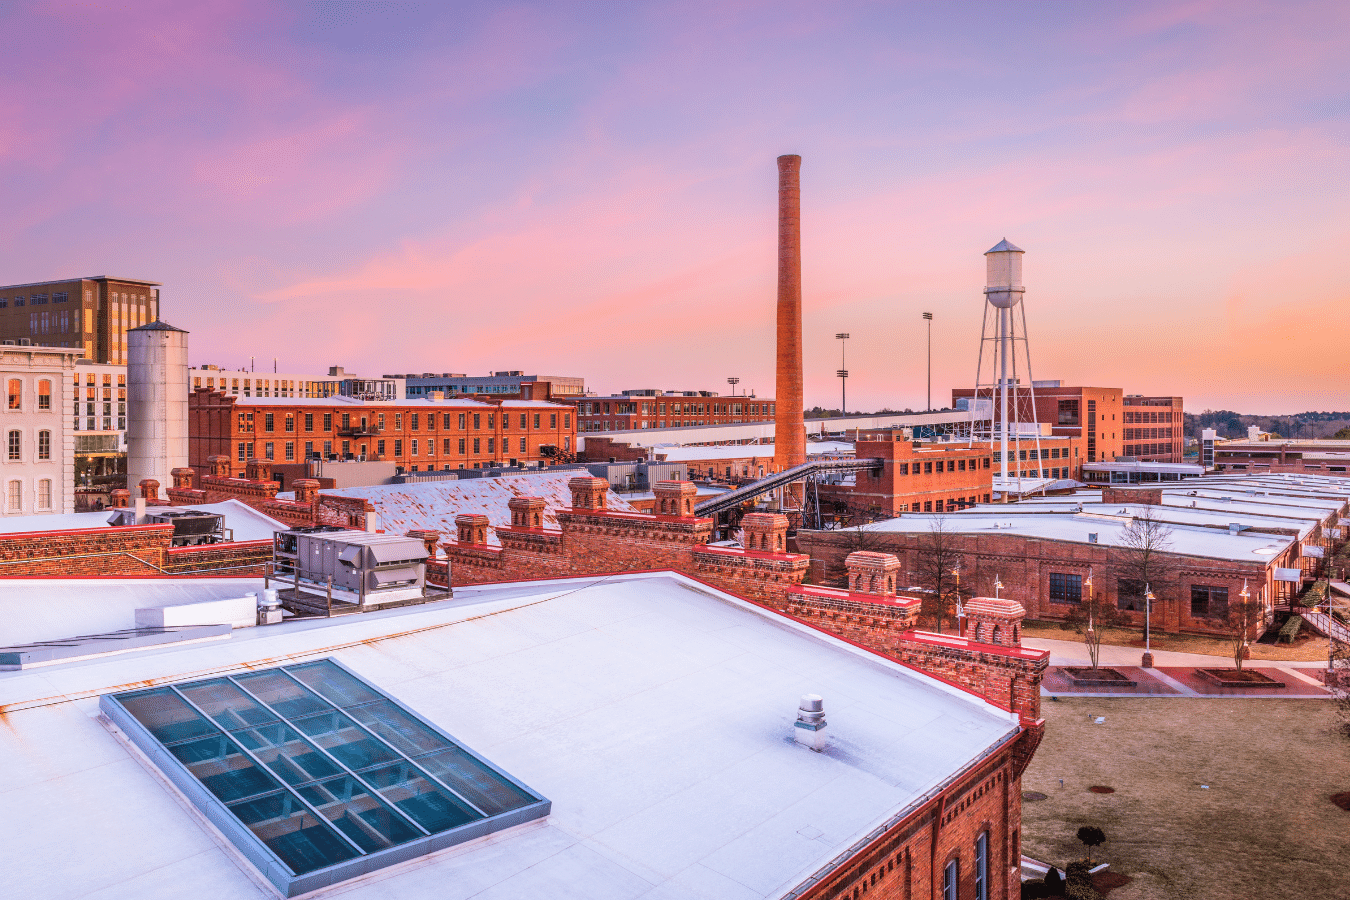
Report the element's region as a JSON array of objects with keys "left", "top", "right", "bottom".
[{"left": 1, "top": 346, "right": 77, "bottom": 516}]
